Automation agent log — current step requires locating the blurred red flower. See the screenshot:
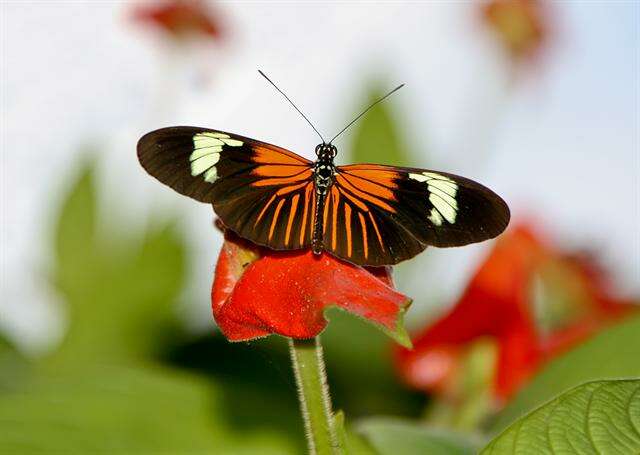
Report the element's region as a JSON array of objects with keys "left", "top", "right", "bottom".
[
  {"left": 211, "top": 230, "right": 412, "bottom": 345},
  {"left": 396, "top": 224, "right": 636, "bottom": 402},
  {"left": 132, "top": 0, "right": 223, "bottom": 41},
  {"left": 482, "top": 0, "right": 547, "bottom": 64}
]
